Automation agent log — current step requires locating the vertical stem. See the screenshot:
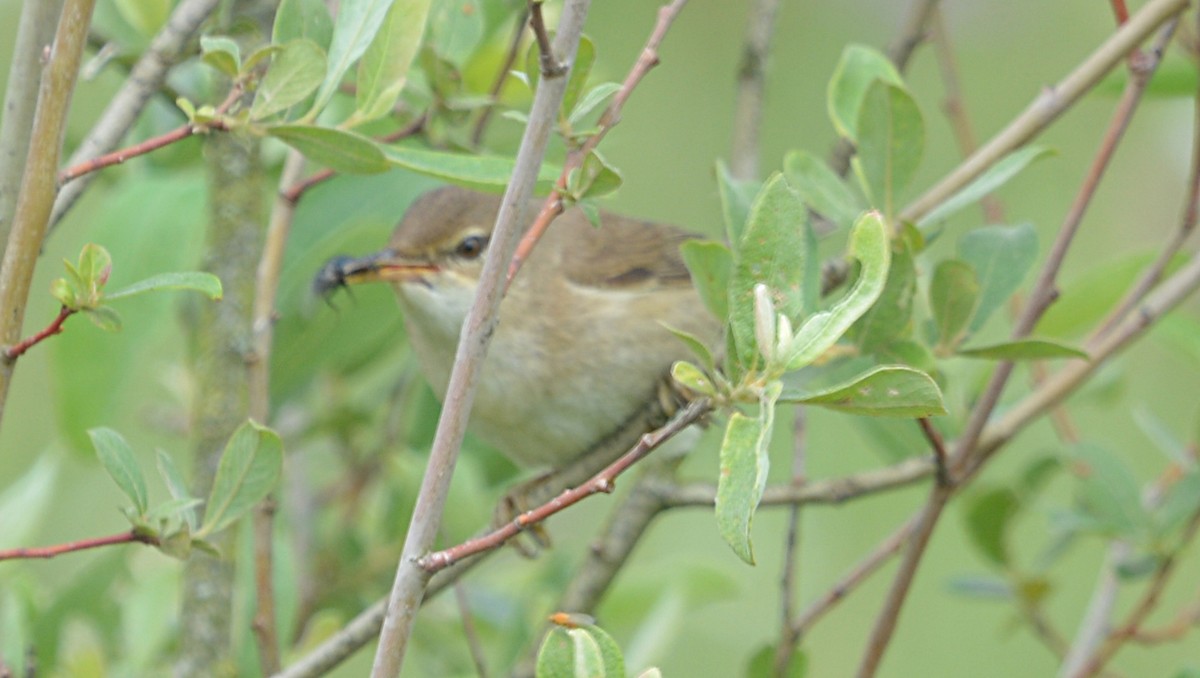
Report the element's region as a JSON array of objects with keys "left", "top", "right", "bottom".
[
  {"left": 367, "top": 2, "right": 592, "bottom": 675},
  {"left": 0, "top": 0, "right": 66, "bottom": 245},
  {"left": 729, "top": 0, "right": 781, "bottom": 180},
  {"left": 0, "top": 0, "right": 97, "bottom": 428},
  {"left": 176, "top": 124, "right": 264, "bottom": 678}
]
